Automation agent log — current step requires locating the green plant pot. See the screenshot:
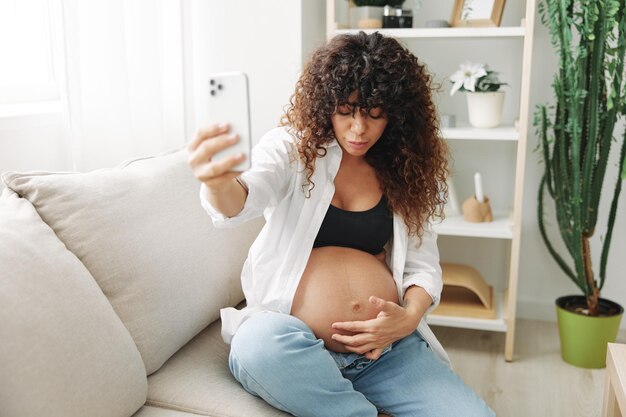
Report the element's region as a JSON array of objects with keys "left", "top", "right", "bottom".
[{"left": 556, "top": 295, "right": 623, "bottom": 368}]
